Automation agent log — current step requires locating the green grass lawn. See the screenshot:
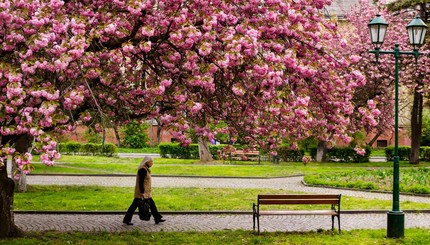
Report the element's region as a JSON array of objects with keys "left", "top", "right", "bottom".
[
  {"left": 370, "top": 148, "right": 386, "bottom": 157},
  {"left": 30, "top": 158, "right": 430, "bottom": 178},
  {"left": 2, "top": 229, "right": 430, "bottom": 245},
  {"left": 13, "top": 185, "right": 430, "bottom": 211},
  {"left": 305, "top": 168, "right": 430, "bottom": 194},
  {"left": 27, "top": 156, "right": 430, "bottom": 195}
]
